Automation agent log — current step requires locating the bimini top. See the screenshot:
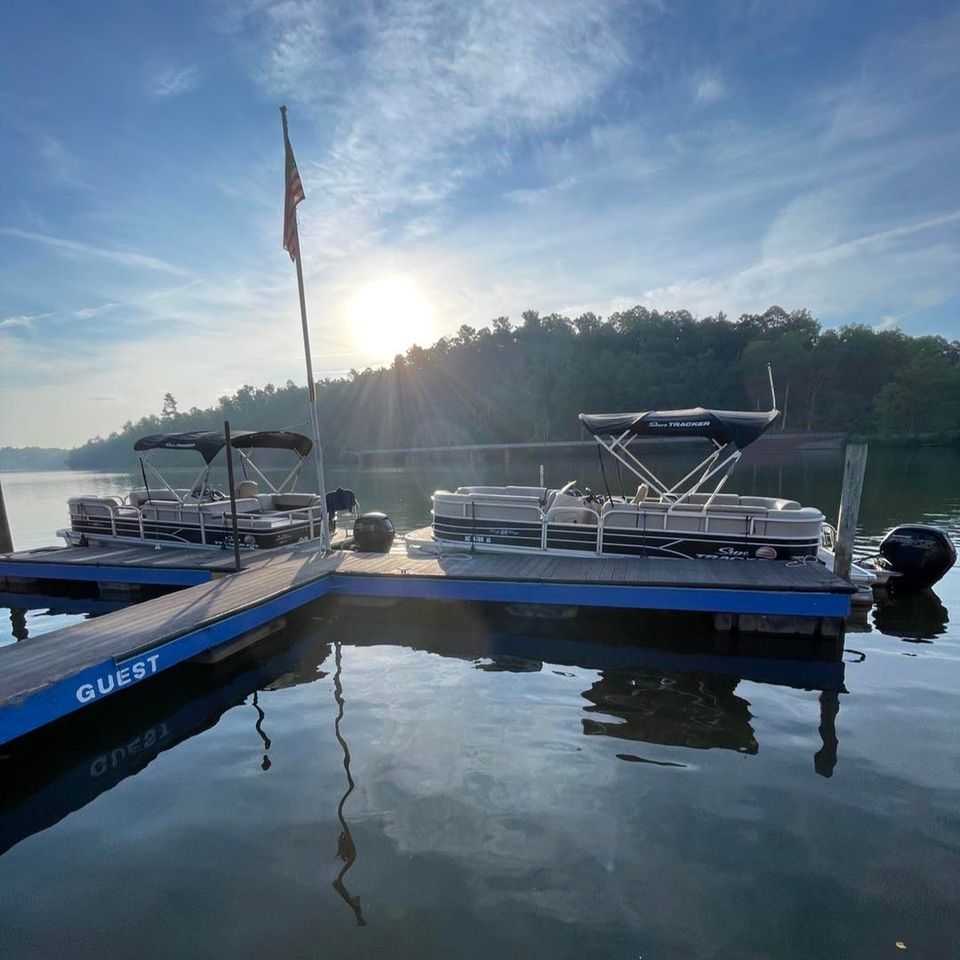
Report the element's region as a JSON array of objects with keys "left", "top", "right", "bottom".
[
  {"left": 133, "top": 430, "right": 313, "bottom": 463},
  {"left": 578, "top": 408, "right": 779, "bottom": 449}
]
